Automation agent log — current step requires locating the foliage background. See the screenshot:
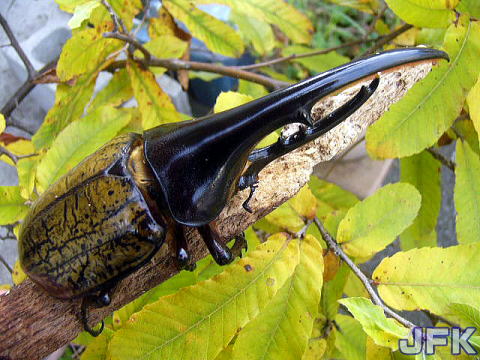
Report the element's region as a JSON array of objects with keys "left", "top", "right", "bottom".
[{"left": 0, "top": 0, "right": 480, "bottom": 359}]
